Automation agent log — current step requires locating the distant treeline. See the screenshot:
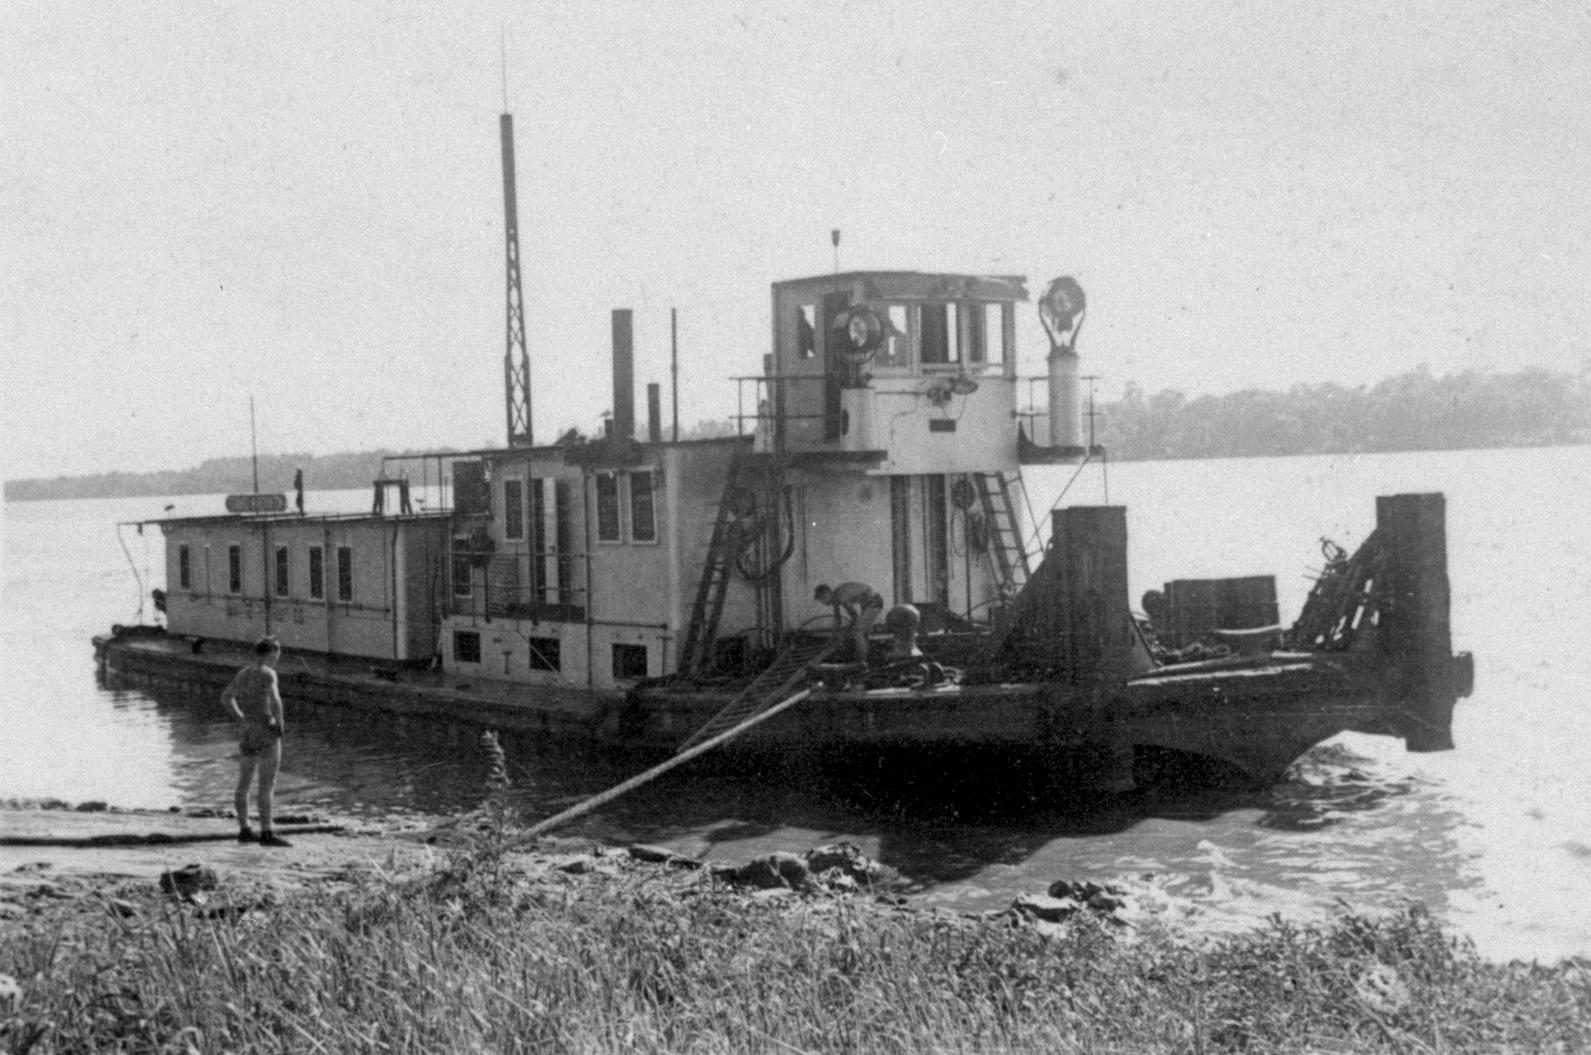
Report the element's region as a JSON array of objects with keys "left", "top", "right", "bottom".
[
  {"left": 3, "top": 450, "right": 434, "bottom": 503},
  {"left": 1102, "top": 365, "right": 1588, "bottom": 461},
  {"left": 6, "top": 366, "right": 1587, "bottom": 501}
]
